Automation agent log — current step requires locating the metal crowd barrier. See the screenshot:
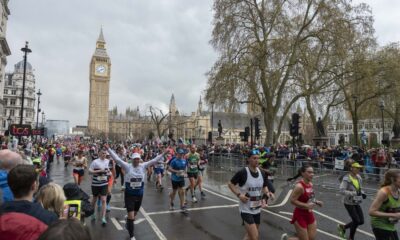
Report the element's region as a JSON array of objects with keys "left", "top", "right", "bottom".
[{"left": 208, "top": 153, "right": 390, "bottom": 191}]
